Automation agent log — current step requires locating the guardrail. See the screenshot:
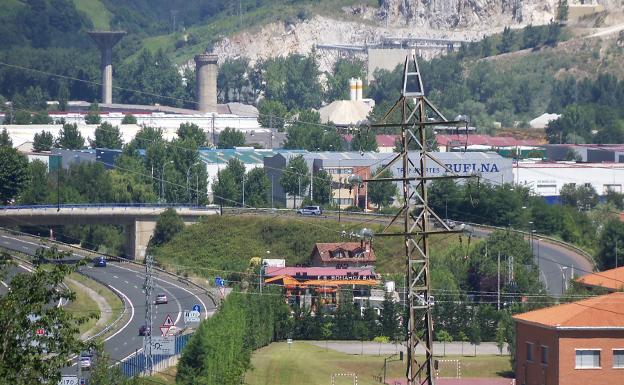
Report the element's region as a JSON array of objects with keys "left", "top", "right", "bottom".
[{"left": 0, "top": 203, "right": 220, "bottom": 211}]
